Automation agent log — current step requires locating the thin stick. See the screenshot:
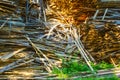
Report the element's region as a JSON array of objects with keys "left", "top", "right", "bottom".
[
  {"left": 0, "top": 18, "right": 10, "bottom": 29},
  {"left": 70, "top": 28, "right": 95, "bottom": 74},
  {"left": 25, "top": 35, "right": 56, "bottom": 72},
  {"left": 102, "top": 8, "right": 108, "bottom": 20}
]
